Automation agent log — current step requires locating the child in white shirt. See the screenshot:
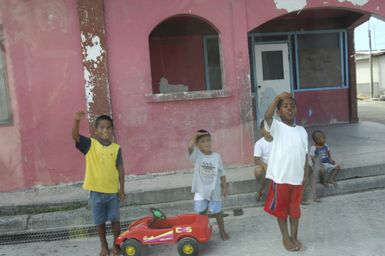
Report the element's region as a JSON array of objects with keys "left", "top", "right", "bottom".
[
  {"left": 253, "top": 120, "right": 273, "bottom": 201},
  {"left": 188, "top": 129, "right": 229, "bottom": 241}
]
